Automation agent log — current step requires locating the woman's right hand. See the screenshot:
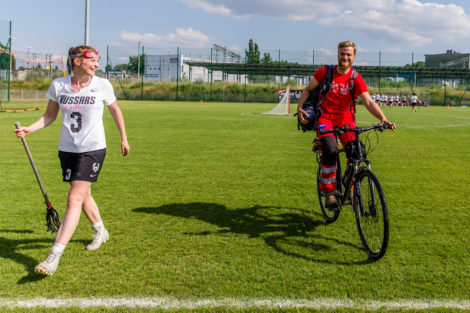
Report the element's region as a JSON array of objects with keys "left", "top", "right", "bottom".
[{"left": 14, "top": 126, "right": 31, "bottom": 138}]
